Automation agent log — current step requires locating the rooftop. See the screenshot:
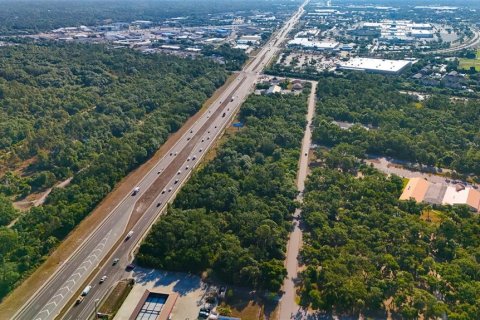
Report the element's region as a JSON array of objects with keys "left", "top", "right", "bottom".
[{"left": 338, "top": 58, "right": 412, "bottom": 74}]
